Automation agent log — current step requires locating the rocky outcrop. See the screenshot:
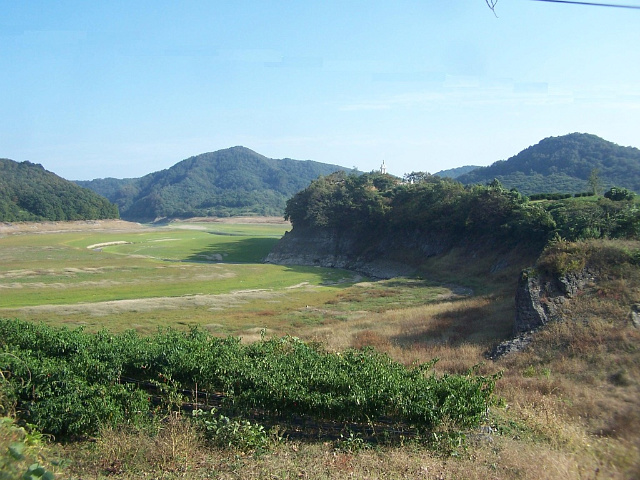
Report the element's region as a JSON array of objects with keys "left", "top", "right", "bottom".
[
  {"left": 630, "top": 304, "right": 640, "bottom": 328},
  {"left": 265, "top": 227, "right": 447, "bottom": 279},
  {"left": 513, "top": 267, "right": 596, "bottom": 335},
  {"left": 486, "top": 332, "right": 534, "bottom": 360},
  {"left": 488, "top": 266, "right": 598, "bottom": 359}
]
